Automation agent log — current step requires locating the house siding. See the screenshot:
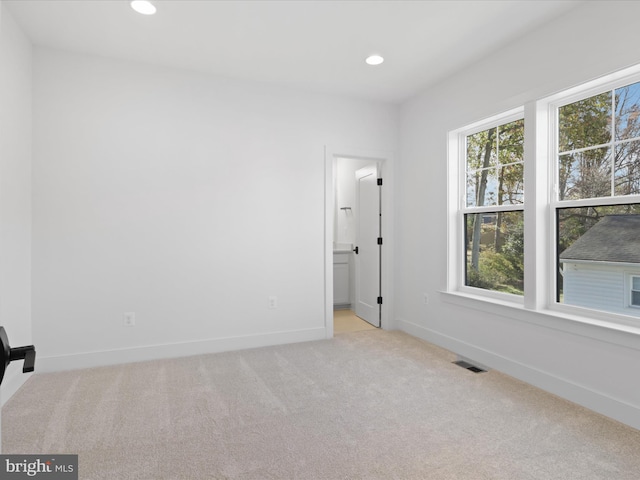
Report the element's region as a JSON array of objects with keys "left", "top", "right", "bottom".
[{"left": 562, "top": 262, "right": 640, "bottom": 317}]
